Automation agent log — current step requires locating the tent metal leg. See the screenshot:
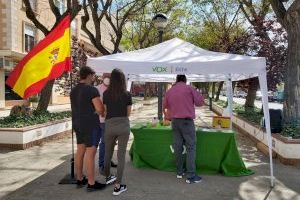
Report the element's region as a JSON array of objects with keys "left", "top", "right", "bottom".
[
  {"left": 258, "top": 73, "right": 275, "bottom": 188},
  {"left": 226, "top": 75, "right": 233, "bottom": 129}
]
